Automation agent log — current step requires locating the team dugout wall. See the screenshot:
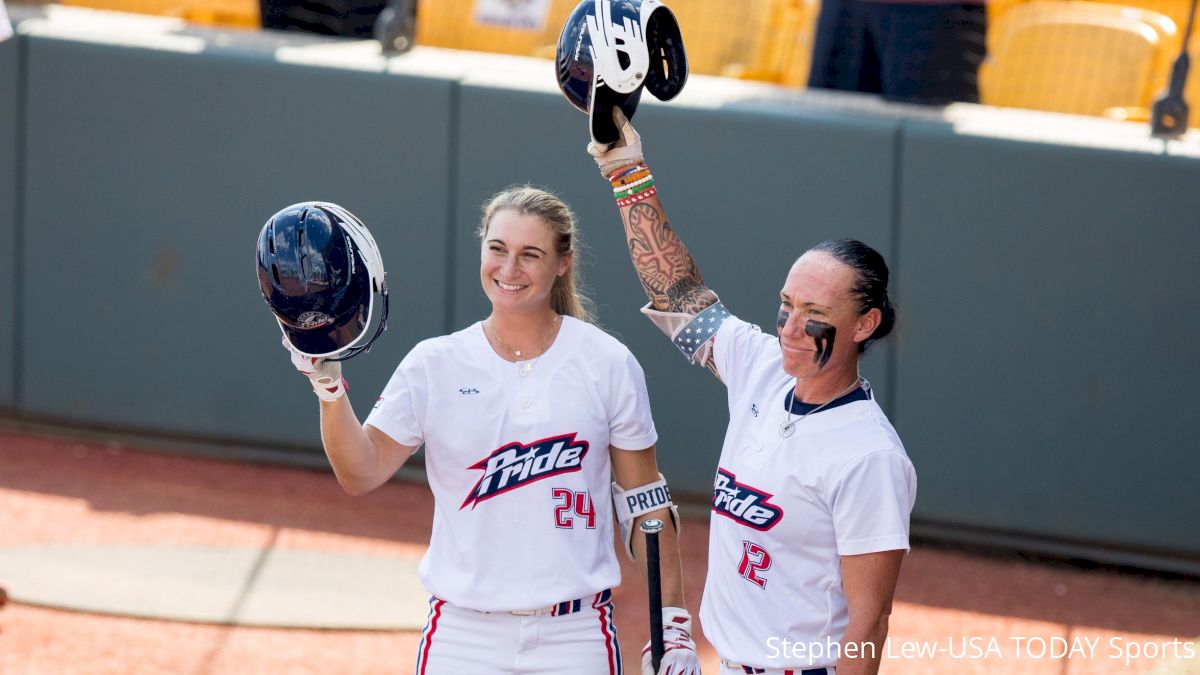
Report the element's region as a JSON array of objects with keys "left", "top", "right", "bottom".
[
  {"left": 15, "top": 19, "right": 454, "bottom": 447},
  {"left": 2, "top": 12, "right": 1197, "bottom": 572},
  {"left": 0, "top": 36, "right": 19, "bottom": 411},
  {"left": 895, "top": 119, "right": 1200, "bottom": 570}
]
